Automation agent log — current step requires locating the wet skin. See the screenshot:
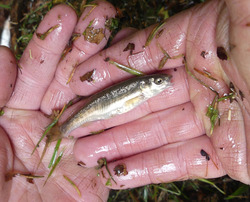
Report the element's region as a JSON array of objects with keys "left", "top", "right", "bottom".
[{"left": 0, "top": 0, "right": 250, "bottom": 201}]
